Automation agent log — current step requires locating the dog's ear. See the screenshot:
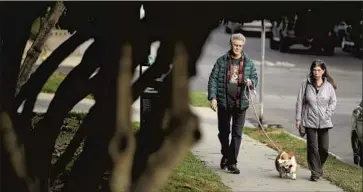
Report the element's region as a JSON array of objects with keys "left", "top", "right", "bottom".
[
  {"left": 279, "top": 151, "right": 287, "bottom": 159},
  {"left": 288, "top": 151, "right": 295, "bottom": 159}
]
